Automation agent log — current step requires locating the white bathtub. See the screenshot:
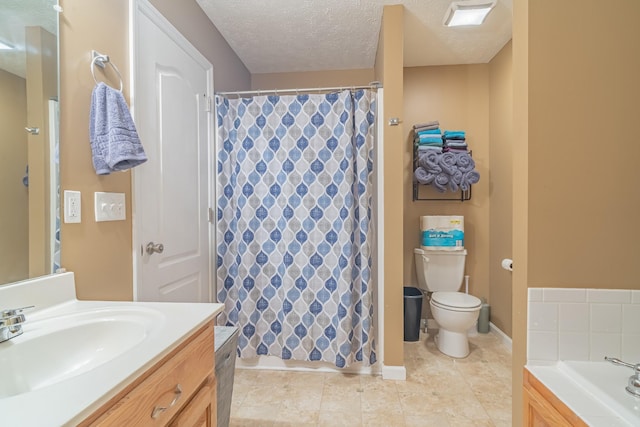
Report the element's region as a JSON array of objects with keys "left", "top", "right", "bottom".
[{"left": 526, "top": 361, "right": 640, "bottom": 426}]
